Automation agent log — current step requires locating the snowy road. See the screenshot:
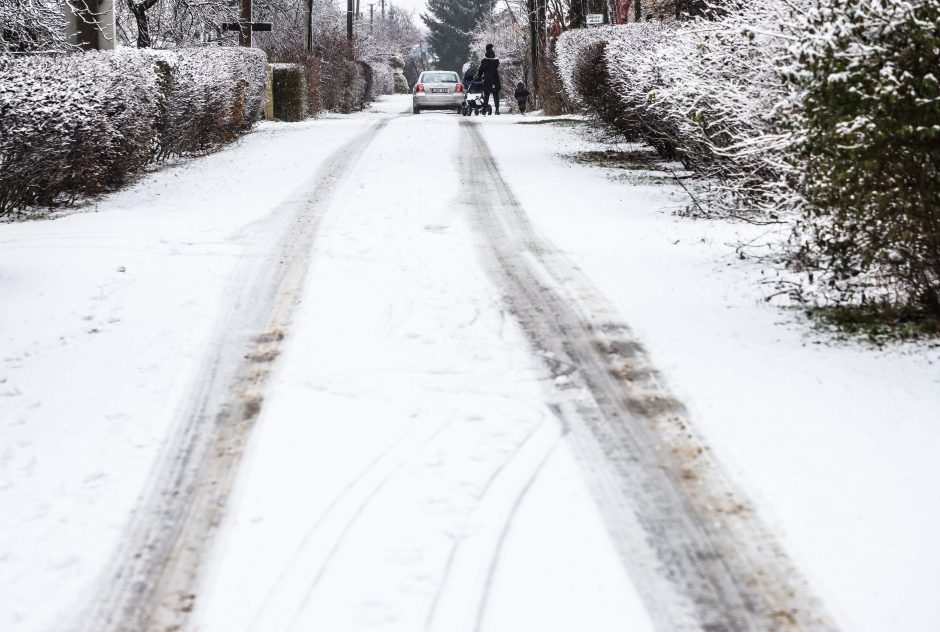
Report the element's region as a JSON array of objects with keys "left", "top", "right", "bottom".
[
  {"left": 3, "top": 95, "right": 940, "bottom": 632},
  {"left": 90, "top": 101, "right": 826, "bottom": 631}
]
